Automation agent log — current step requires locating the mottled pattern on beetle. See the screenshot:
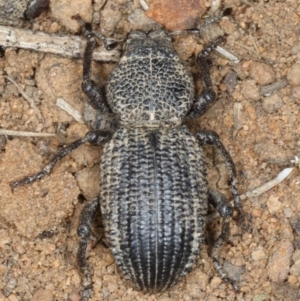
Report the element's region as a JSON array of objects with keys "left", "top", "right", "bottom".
[
  {"left": 100, "top": 126, "right": 208, "bottom": 292},
  {"left": 106, "top": 51, "right": 195, "bottom": 127}
]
